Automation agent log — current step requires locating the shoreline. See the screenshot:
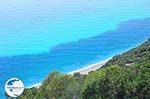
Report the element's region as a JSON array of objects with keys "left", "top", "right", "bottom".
[
  {"left": 68, "top": 58, "right": 110, "bottom": 75},
  {"left": 18, "top": 39, "right": 149, "bottom": 89},
  {"left": 27, "top": 40, "right": 146, "bottom": 89},
  {"left": 27, "top": 58, "right": 111, "bottom": 89},
  {"left": 27, "top": 83, "right": 42, "bottom": 89}
]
